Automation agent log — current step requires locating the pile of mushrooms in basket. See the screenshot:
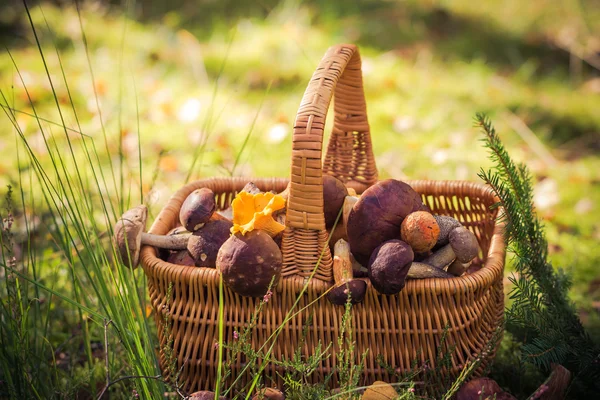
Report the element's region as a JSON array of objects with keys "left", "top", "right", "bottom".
[{"left": 113, "top": 177, "right": 480, "bottom": 303}]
